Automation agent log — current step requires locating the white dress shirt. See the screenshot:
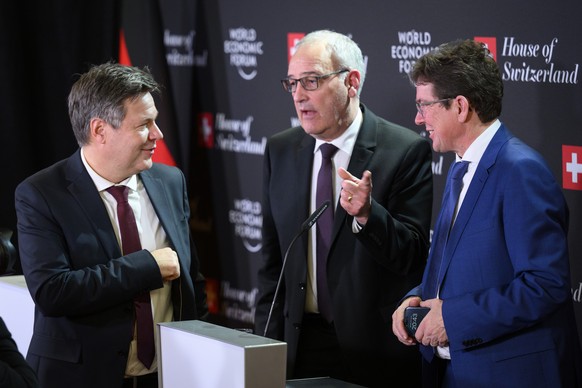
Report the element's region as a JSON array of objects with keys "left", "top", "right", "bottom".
[
  {"left": 305, "top": 108, "right": 362, "bottom": 314},
  {"left": 80, "top": 148, "right": 173, "bottom": 376}
]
